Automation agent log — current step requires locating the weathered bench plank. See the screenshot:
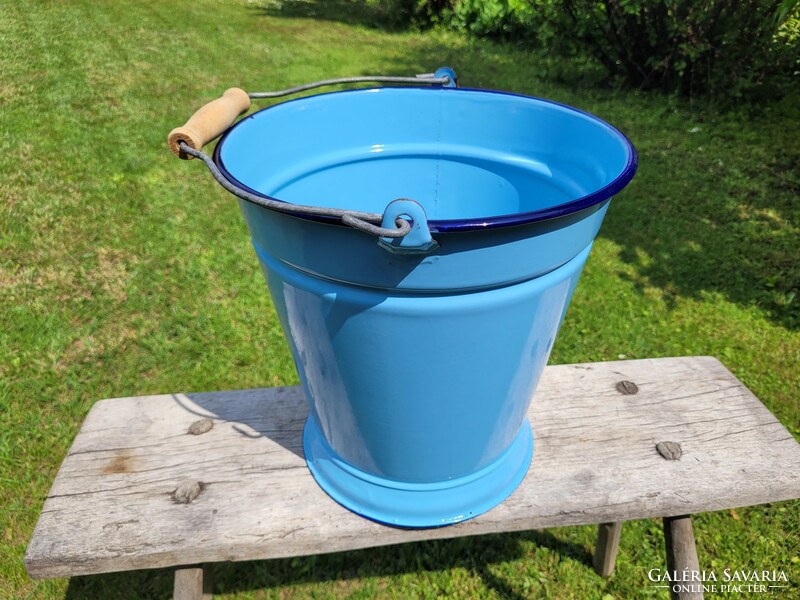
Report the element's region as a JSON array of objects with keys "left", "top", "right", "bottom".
[{"left": 25, "top": 356, "right": 800, "bottom": 579}]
